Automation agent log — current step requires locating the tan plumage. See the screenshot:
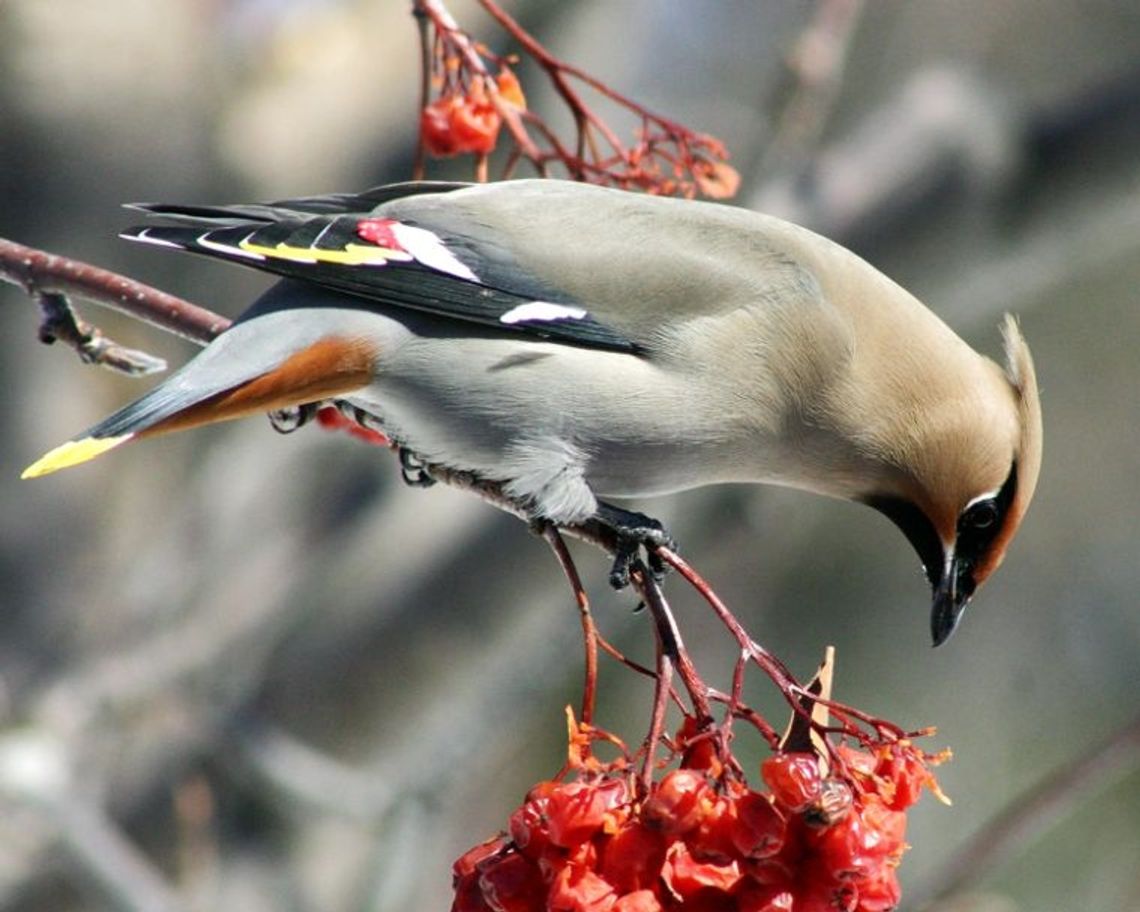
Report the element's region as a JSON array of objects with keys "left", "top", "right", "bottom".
[{"left": 22, "top": 180, "right": 1042, "bottom": 644}]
